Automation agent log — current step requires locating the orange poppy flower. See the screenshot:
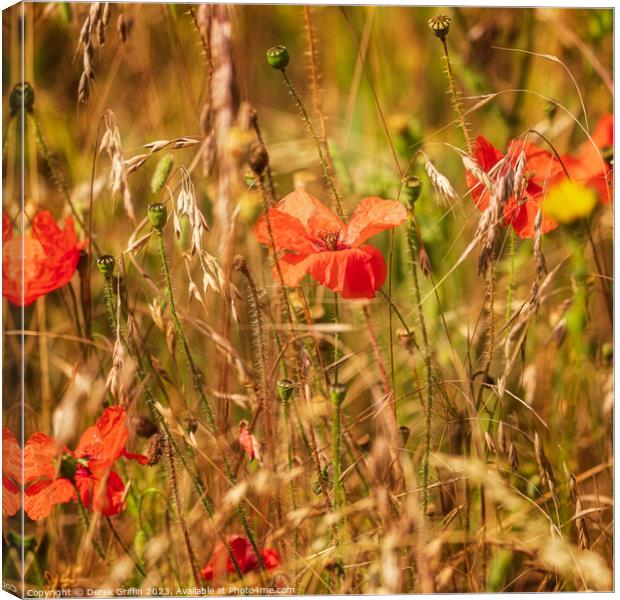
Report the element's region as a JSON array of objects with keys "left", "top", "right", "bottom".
[
  {"left": 2, "top": 211, "right": 84, "bottom": 306},
  {"left": 23, "top": 406, "right": 147, "bottom": 520},
  {"left": 254, "top": 191, "right": 407, "bottom": 299},
  {"left": 466, "top": 136, "right": 565, "bottom": 239},
  {"left": 200, "top": 535, "right": 281, "bottom": 581},
  {"left": 2, "top": 428, "right": 22, "bottom": 517},
  {"left": 561, "top": 113, "right": 613, "bottom": 204}
]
